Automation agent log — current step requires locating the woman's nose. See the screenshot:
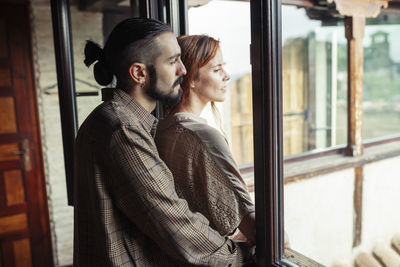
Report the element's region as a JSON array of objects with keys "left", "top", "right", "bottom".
[{"left": 223, "top": 69, "right": 230, "bottom": 81}]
